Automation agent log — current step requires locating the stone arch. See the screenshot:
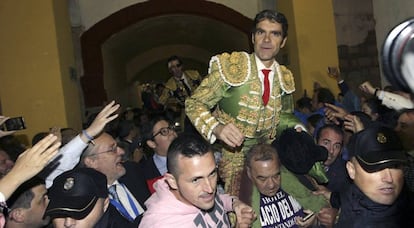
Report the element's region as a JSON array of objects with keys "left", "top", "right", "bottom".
[{"left": 80, "top": 0, "right": 252, "bottom": 107}]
